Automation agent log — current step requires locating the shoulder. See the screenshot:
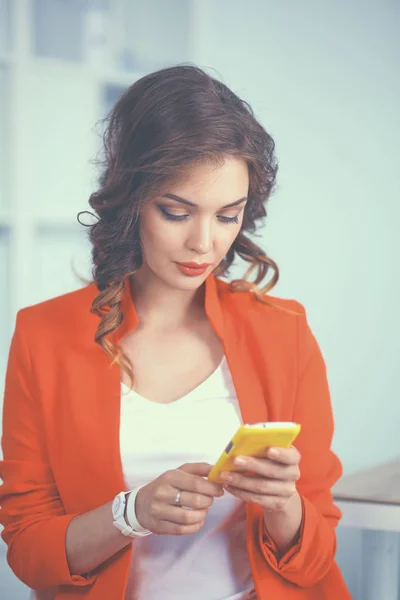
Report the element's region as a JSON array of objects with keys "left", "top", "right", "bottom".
[
  {"left": 216, "top": 278, "right": 320, "bottom": 369},
  {"left": 216, "top": 277, "right": 307, "bottom": 323},
  {"left": 14, "top": 283, "right": 99, "bottom": 342}
]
